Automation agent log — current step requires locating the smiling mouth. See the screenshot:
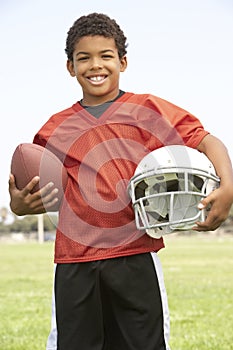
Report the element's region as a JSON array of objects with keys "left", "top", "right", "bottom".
[{"left": 87, "top": 75, "right": 107, "bottom": 82}]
